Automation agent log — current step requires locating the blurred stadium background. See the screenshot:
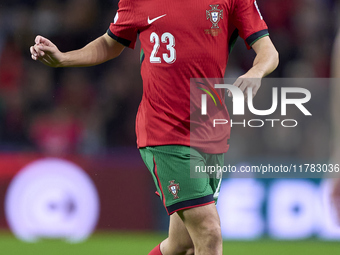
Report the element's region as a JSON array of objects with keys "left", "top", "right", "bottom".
[{"left": 1, "top": 0, "right": 340, "bottom": 254}]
